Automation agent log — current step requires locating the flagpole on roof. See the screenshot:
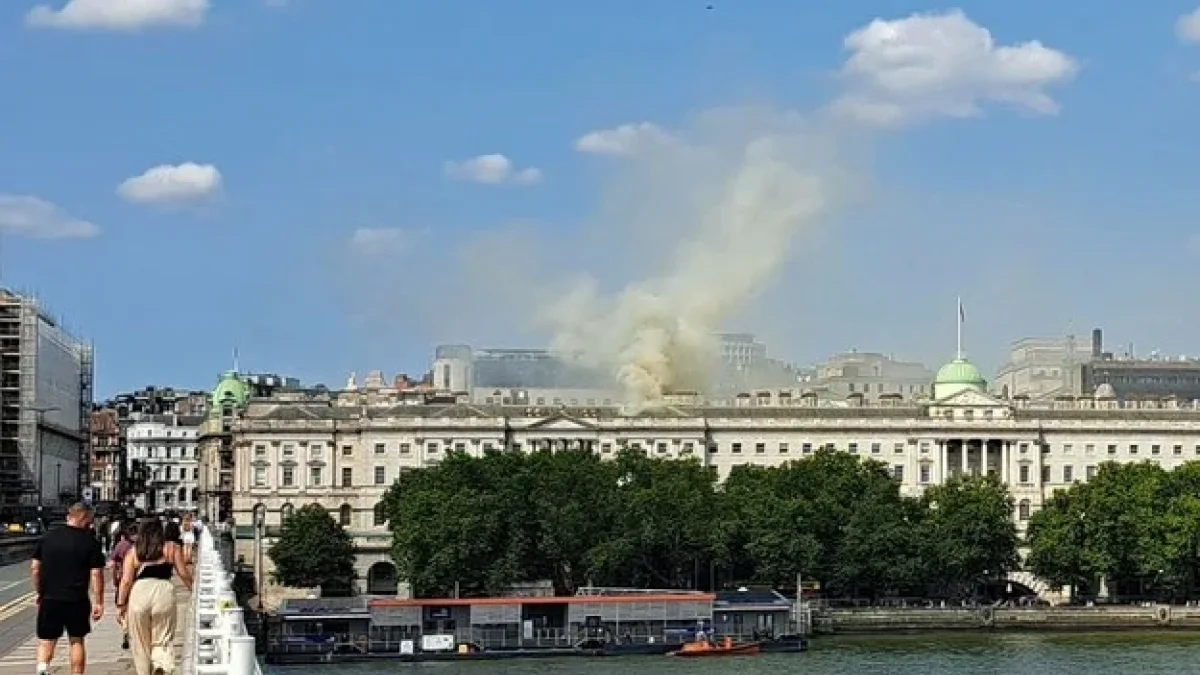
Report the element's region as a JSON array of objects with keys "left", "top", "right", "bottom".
[{"left": 956, "top": 297, "right": 964, "bottom": 360}]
